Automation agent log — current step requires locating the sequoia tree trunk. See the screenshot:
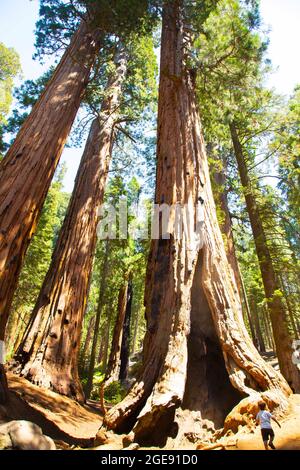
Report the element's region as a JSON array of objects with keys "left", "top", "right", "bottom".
[
  {"left": 81, "top": 316, "right": 96, "bottom": 369},
  {"left": 10, "top": 55, "right": 127, "bottom": 401},
  {"left": 104, "top": 1, "right": 291, "bottom": 446},
  {"left": 230, "top": 122, "right": 300, "bottom": 392},
  {"left": 249, "top": 296, "right": 266, "bottom": 353},
  {"left": 0, "top": 21, "right": 101, "bottom": 344}
]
